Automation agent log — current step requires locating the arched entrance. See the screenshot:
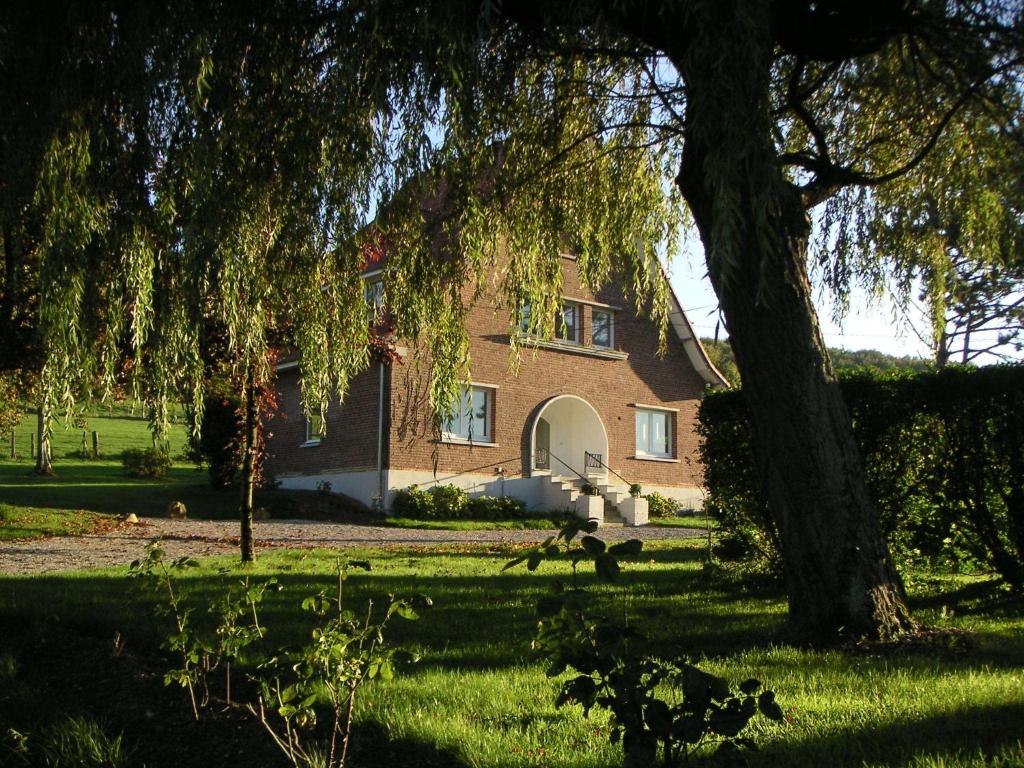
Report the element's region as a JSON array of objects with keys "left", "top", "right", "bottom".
[{"left": 529, "top": 395, "right": 608, "bottom": 480}]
